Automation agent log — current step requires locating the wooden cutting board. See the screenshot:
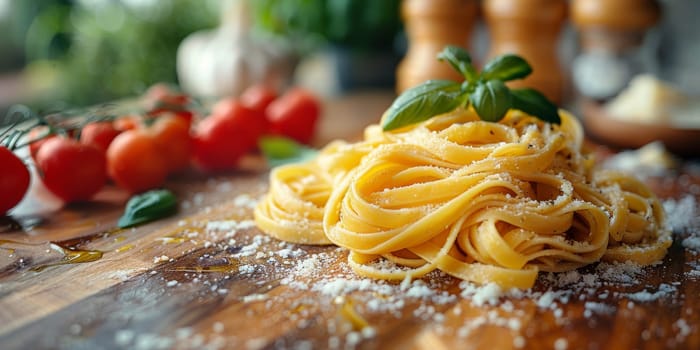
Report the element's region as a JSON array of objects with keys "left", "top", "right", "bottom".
[{"left": 1, "top": 92, "right": 699, "bottom": 350}]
